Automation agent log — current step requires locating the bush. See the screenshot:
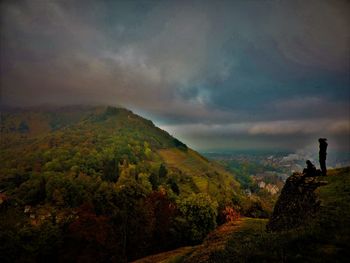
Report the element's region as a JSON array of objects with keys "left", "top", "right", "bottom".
[{"left": 176, "top": 193, "right": 218, "bottom": 244}]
